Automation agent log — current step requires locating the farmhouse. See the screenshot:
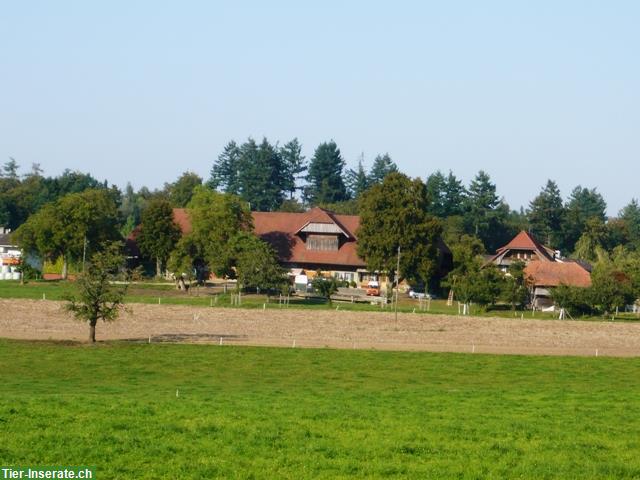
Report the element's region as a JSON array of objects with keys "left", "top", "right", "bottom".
[
  {"left": 170, "top": 207, "right": 451, "bottom": 292},
  {"left": 488, "top": 230, "right": 592, "bottom": 308},
  {"left": 0, "top": 227, "right": 22, "bottom": 281}
]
